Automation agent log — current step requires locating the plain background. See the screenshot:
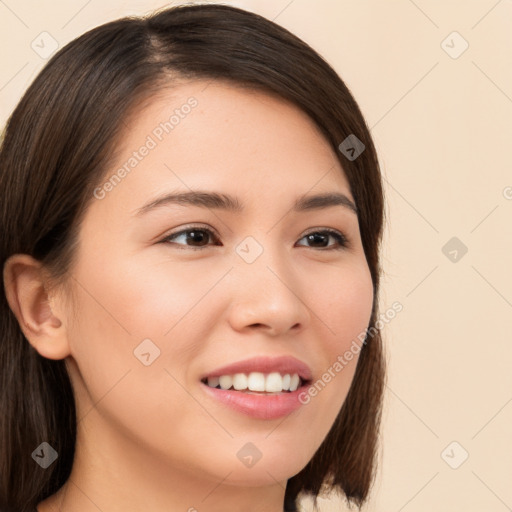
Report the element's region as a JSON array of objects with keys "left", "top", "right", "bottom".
[{"left": 1, "top": 1, "right": 511, "bottom": 510}]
